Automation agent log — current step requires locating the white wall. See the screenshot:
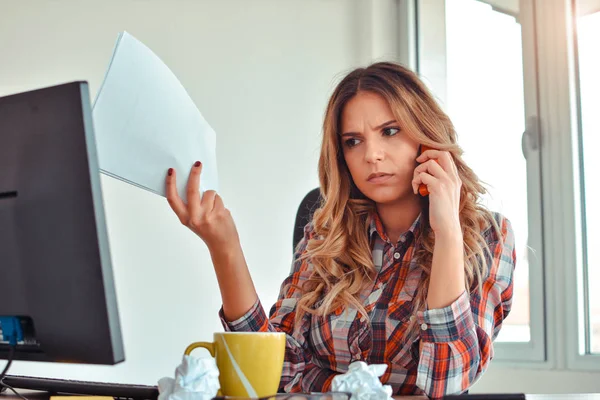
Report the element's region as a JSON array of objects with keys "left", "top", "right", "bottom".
[{"left": 0, "top": 0, "right": 400, "bottom": 385}]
